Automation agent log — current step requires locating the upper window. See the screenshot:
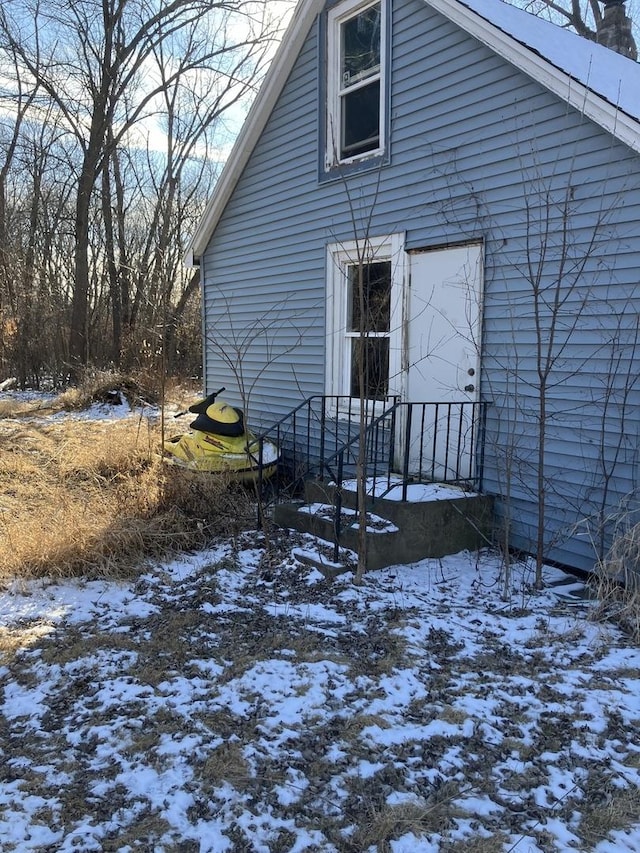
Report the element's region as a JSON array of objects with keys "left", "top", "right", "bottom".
[{"left": 326, "top": 0, "right": 387, "bottom": 169}]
